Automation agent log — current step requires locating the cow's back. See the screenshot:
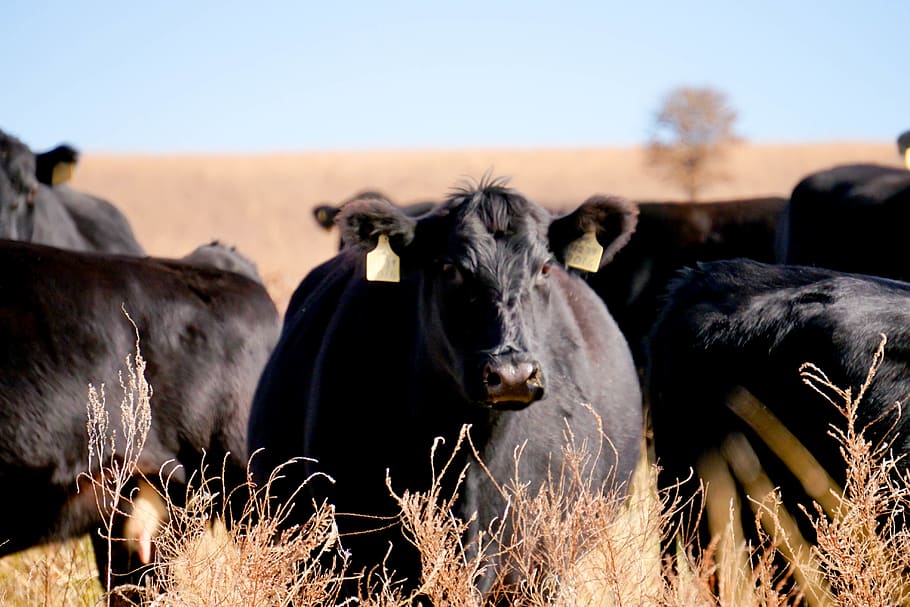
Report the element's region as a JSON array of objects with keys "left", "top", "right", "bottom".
[
  {"left": 647, "top": 258, "right": 910, "bottom": 552},
  {"left": 0, "top": 240, "right": 280, "bottom": 555},
  {"left": 56, "top": 186, "right": 145, "bottom": 255},
  {"left": 783, "top": 164, "right": 910, "bottom": 280}
]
